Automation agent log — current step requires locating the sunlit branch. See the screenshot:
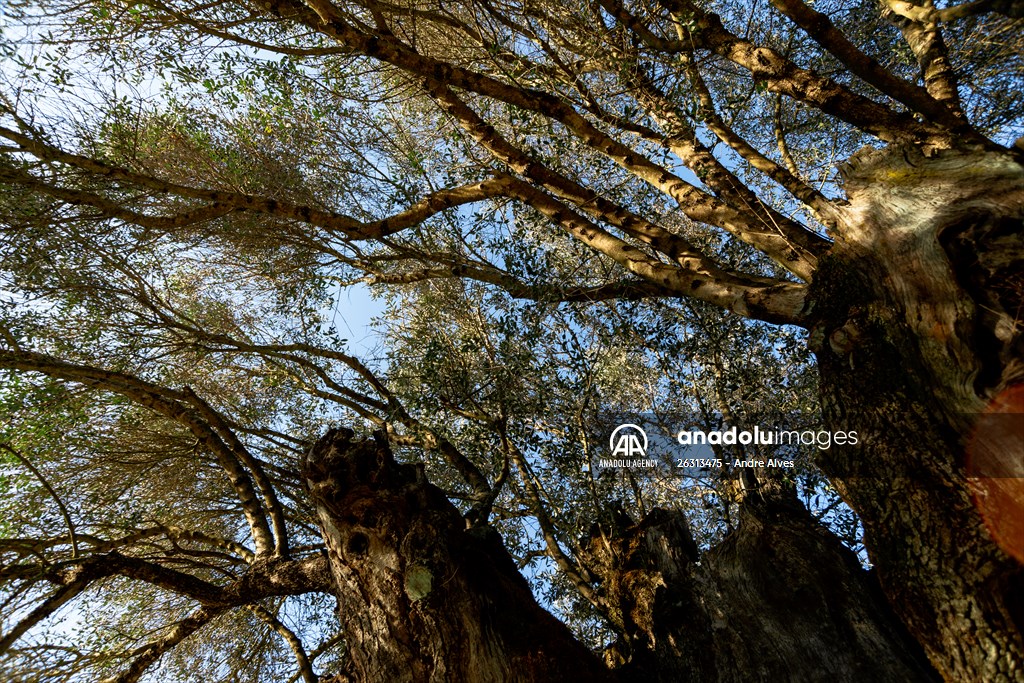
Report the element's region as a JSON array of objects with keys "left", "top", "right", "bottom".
[
  {"left": 260, "top": 0, "right": 825, "bottom": 275},
  {"left": 181, "top": 387, "right": 292, "bottom": 558},
  {"left": 247, "top": 604, "right": 317, "bottom": 683},
  {"left": 503, "top": 178, "right": 810, "bottom": 325},
  {"left": 283, "top": 632, "right": 344, "bottom": 683},
  {"left": 769, "top": 0, "right": 967, "bottom": 127},
  {"left": 656, "top": 0, "right": 980, "bottom": 149},
  {"left": 615, "top": 57, "right": 833, "bottom": 254},
  {"left": 5, "top": 550, "right": 330, "bottom": 605},
  {"left": 137, "top": 0, "right": 351, "bottom": 56},
  {"left": 0, "top": 553, "right": 229, "bottom": 658},
  {"left": 334, "top": 176, "right": 519, "bottom": 239},
  {"left": 359, "top": 266, "right": 672, "bottom": 303},
  {"left": 0, "top": 124, "right": 513, "bottom": 241},
  {"left": 879, "top": 0, "right": 965, "bottom": 114},
  {"left": 421, "top": 81, "right": 820, "bottom": 283},
  {"left": 881, "top": 0, "right": 1023, "bottom": 22},
  {"left": 596, "top": 0, "right": 954, "bottom": 145},
  {"left": 677, "top": 50, "right": 836, "bottom": 222},
  {"left": 773, "top": 95, "right": 803, "bottom": 181},
  {"left": 595, "top": 0, "right": 687, "bottom": 52},
  {"left": 113, "top": 525, "right": 256, "bottom": 563},
  {"left": 0, "top": 163, "right": 236, "bottom": 229}
]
